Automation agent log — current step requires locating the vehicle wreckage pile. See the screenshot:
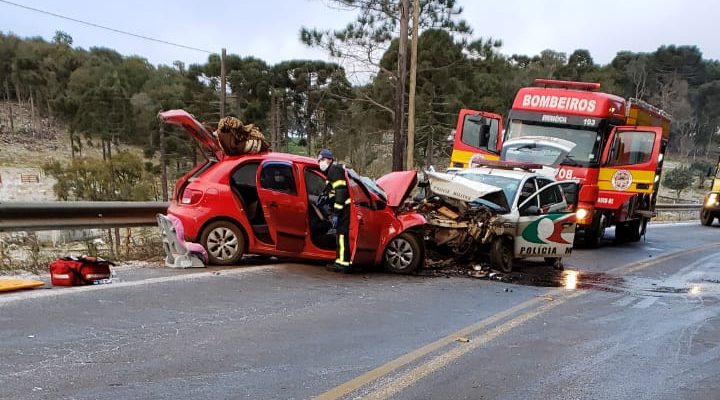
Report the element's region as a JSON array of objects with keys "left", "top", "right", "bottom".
[{"left": 413, "top": 171, "right": 508, "bottom": 263}]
